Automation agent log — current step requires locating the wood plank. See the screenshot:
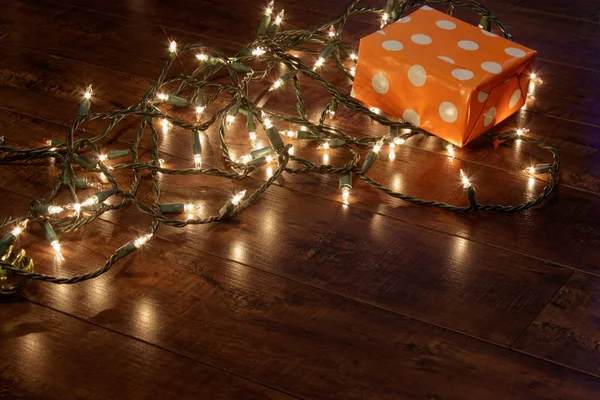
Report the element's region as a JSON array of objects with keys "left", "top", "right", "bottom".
[
  {"left": 513, "top": 272, "right": 600, "bottom": 376},
  {"left": 0, "top": 301, "right": 295, "bottom": 400},
  {"left": 1, "top": 190, "right": 598, "bottom": 399},
  {"left": 50, "top": 0, "right": 600, "bottom": 71},
  {"left": 515, "top": 0, "right": 600, "bottom": 22}
]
